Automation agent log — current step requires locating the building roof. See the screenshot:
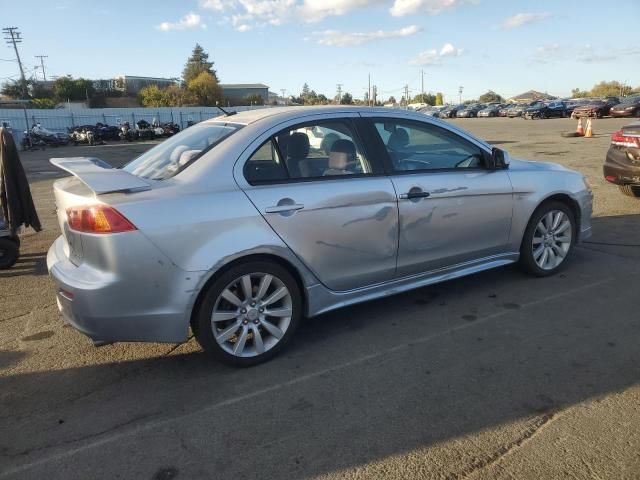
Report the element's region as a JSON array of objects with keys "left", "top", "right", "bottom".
[
  {"left": 220, "top": 83, "right": 269, "bottom": 89},
  {"left": 115, "top": 75, "right": 177, "bottom": 82},
  {"left": 509, "top": 90, "right": 556, "bottom": 101}
]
